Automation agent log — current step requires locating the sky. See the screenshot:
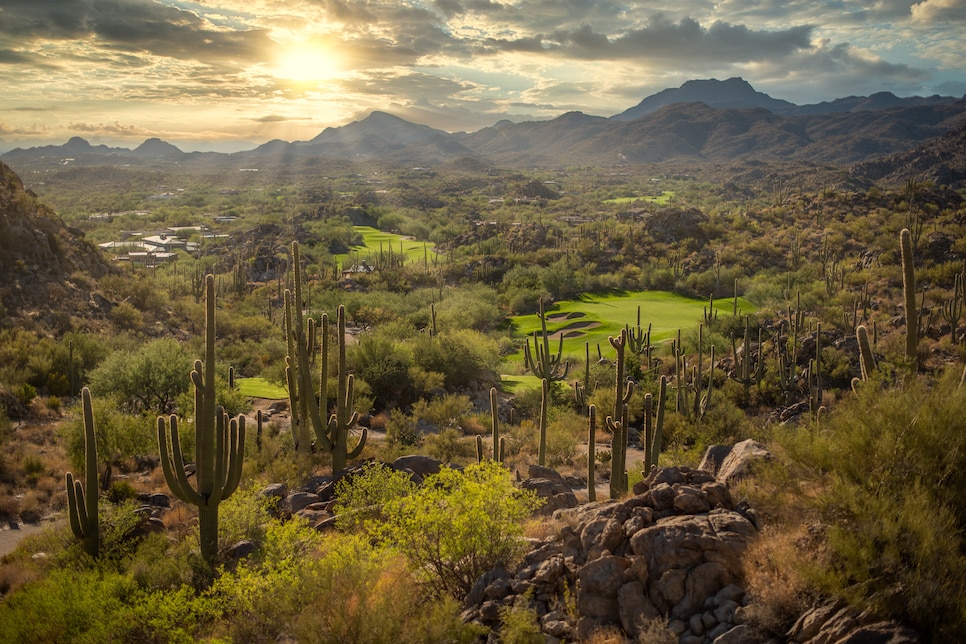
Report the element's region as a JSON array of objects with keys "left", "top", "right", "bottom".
[{"left": 1, "top": 0, "right": 965, "bottom": 152}]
